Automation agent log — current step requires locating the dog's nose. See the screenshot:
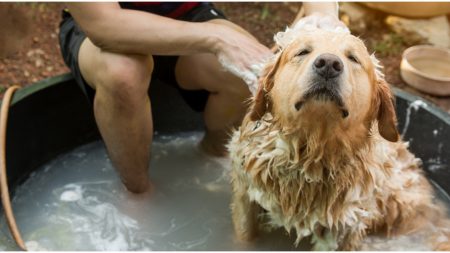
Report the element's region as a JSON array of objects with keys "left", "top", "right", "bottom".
[{"left": 313, "top": 53, "right": 343, "bottom": 79}]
